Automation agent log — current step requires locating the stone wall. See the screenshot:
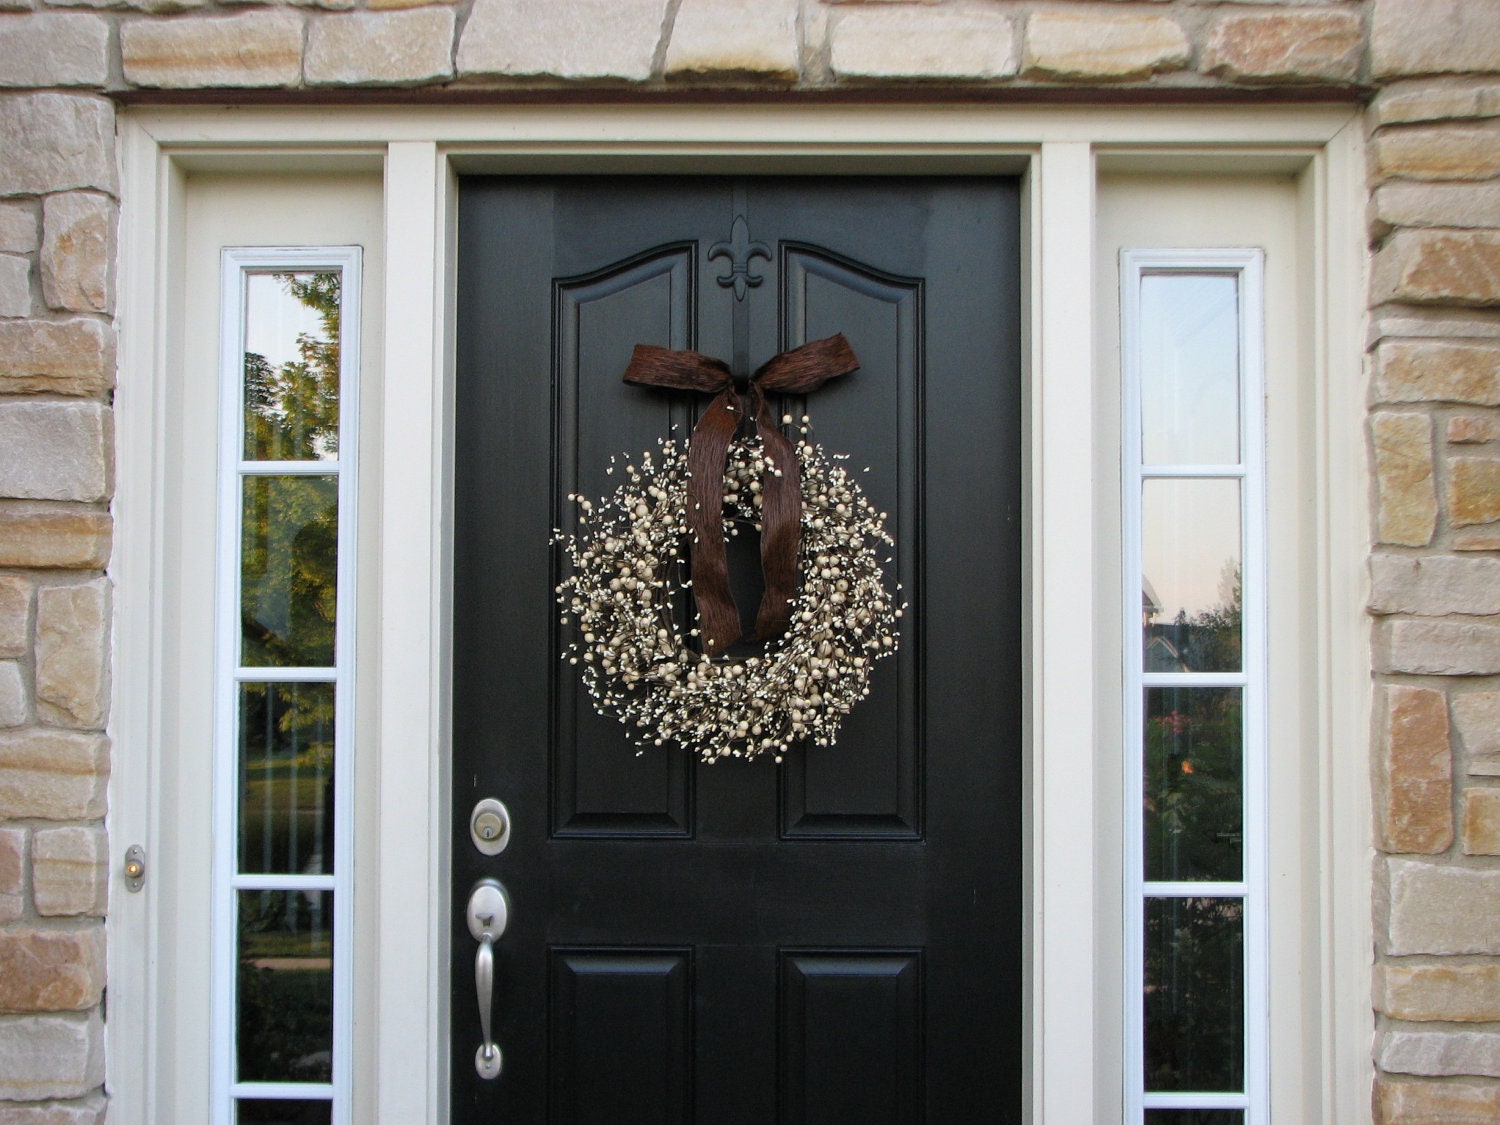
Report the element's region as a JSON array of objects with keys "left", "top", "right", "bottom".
[{"left": 1, "top": 0, "right": 1499, "bottom": 1120}]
